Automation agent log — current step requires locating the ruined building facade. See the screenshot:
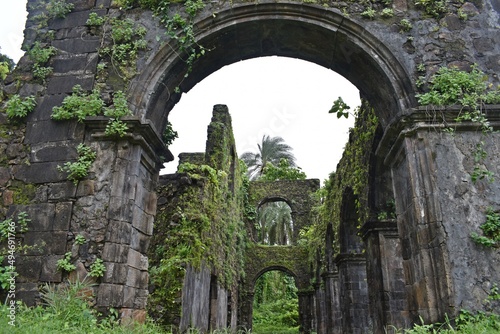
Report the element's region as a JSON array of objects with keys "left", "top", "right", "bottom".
[{"left": 1, "top": 0, "right": 500, "bottom": 332}]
